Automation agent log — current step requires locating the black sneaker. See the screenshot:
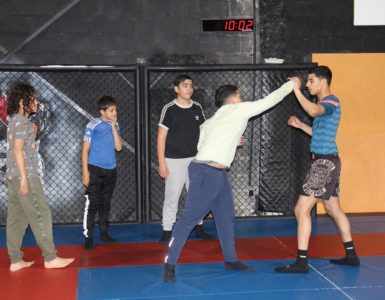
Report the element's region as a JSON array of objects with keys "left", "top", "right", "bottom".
[
  {"left": 225, "top": 261, "right": 254, "bottom": 272},
  {"left": 275, "top": 263, "right": 309, "bottom": 274},
  {"left": 330, "top": 256, "right": 360, "bottom": 266},
  {"left": 164, "top": 263, "right": 176, "bottom": 283},
  {"left": 100, "top": 232, "right": 118, "bottom": 243},
  {"left": 84, "top": 237, "right": 94, "bottom": 250},
  {"left": 159, "top": 230, "right": 172, "bottom": 244},
  {"left": 194, "top": 225, "right": 215, "bottom": 240}
]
